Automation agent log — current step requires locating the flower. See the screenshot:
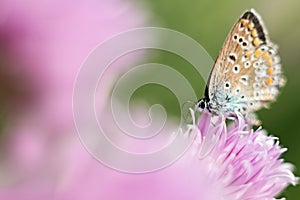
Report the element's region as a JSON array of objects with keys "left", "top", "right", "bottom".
[
  {"left": 0, "top": 0, "right": 148, "bottom": 180},
  {"left": 185, "top": 110, "right": 299, "bottom": 199},
  {"left": 0, "top": 0, "right": 148, "bottom": 130},
  {"left": 0, "top": 105, "right": 297, "bottom": 200}
]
